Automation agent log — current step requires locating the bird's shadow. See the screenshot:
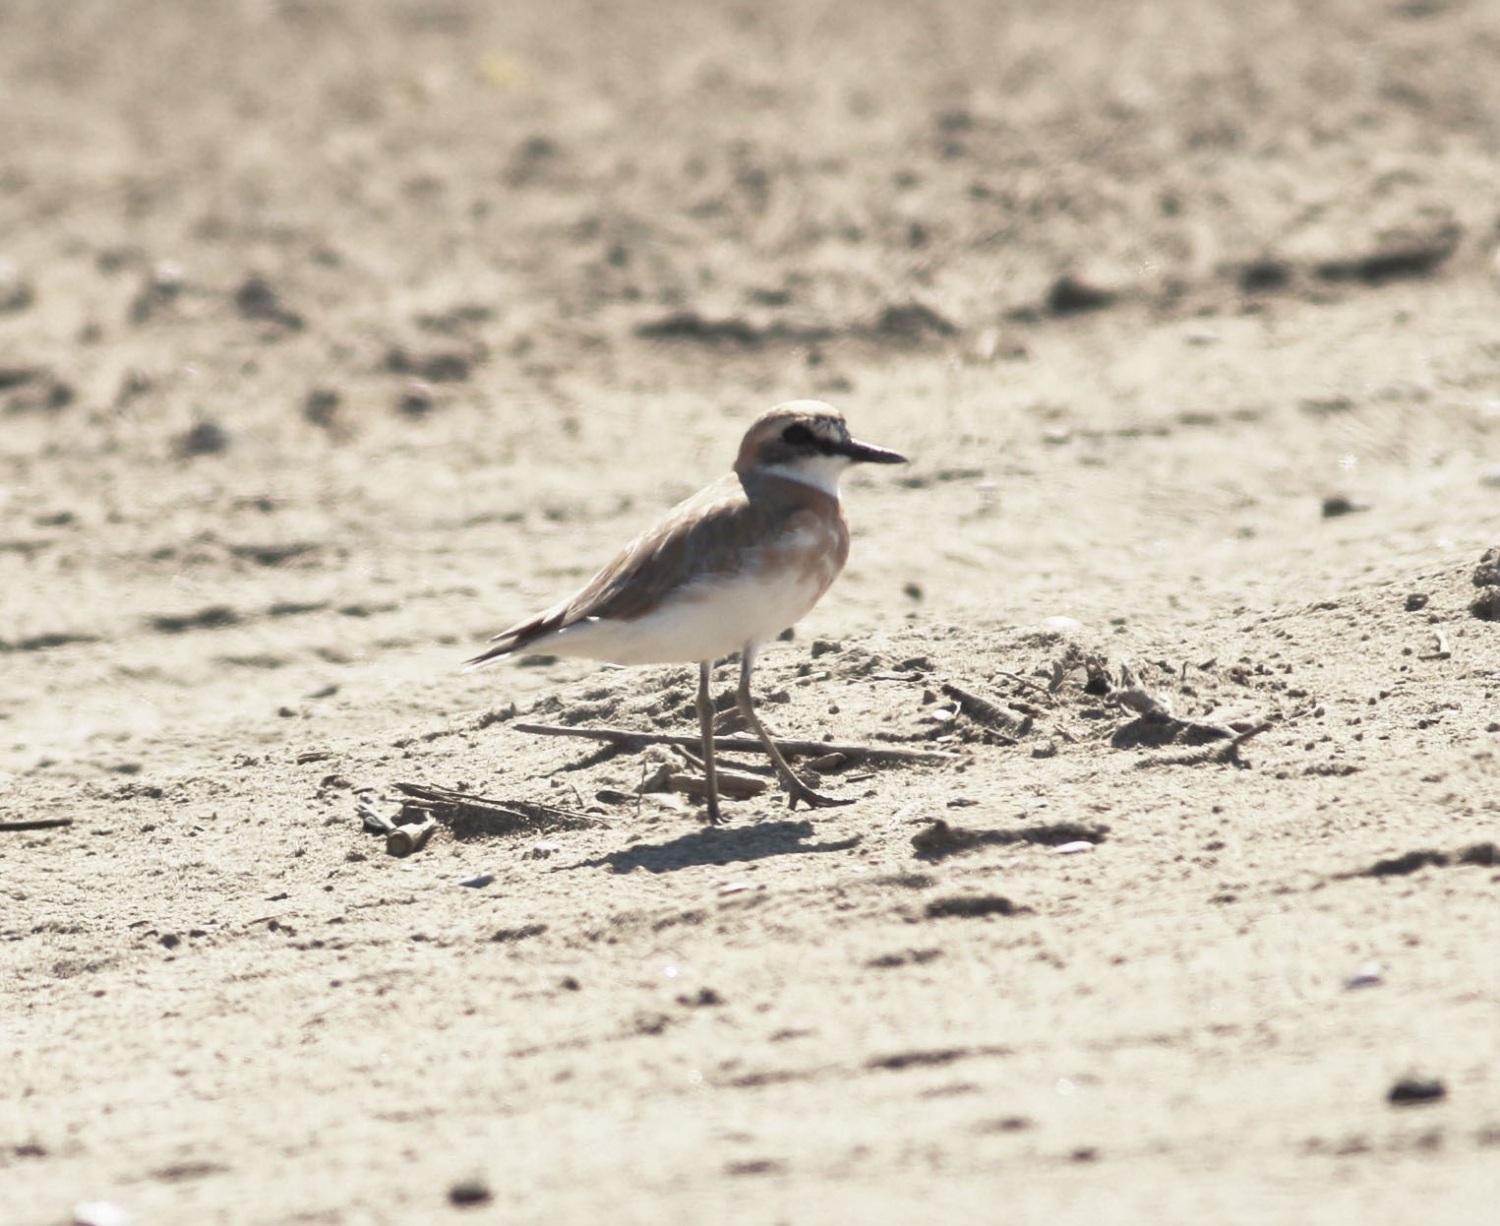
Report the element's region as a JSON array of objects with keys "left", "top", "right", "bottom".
[{"left": 564, "top": 819, "right": 860, "bottom": 875}]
